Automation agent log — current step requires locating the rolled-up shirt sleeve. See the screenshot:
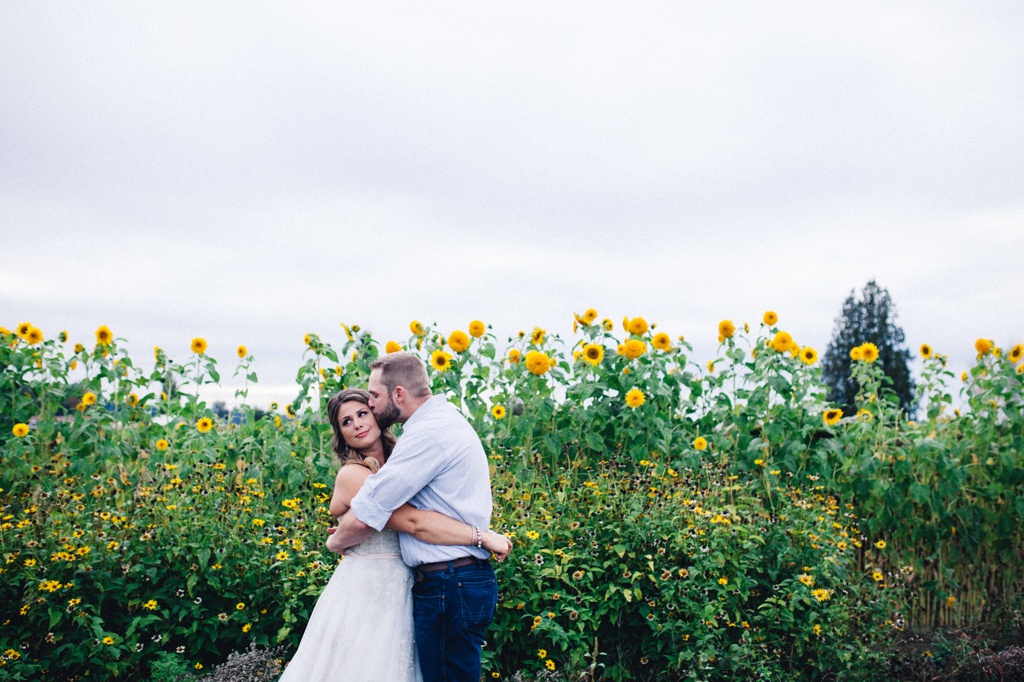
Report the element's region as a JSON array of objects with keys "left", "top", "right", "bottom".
[{"left": 350, "top": 428, "right": 447, "bottom": 531}]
